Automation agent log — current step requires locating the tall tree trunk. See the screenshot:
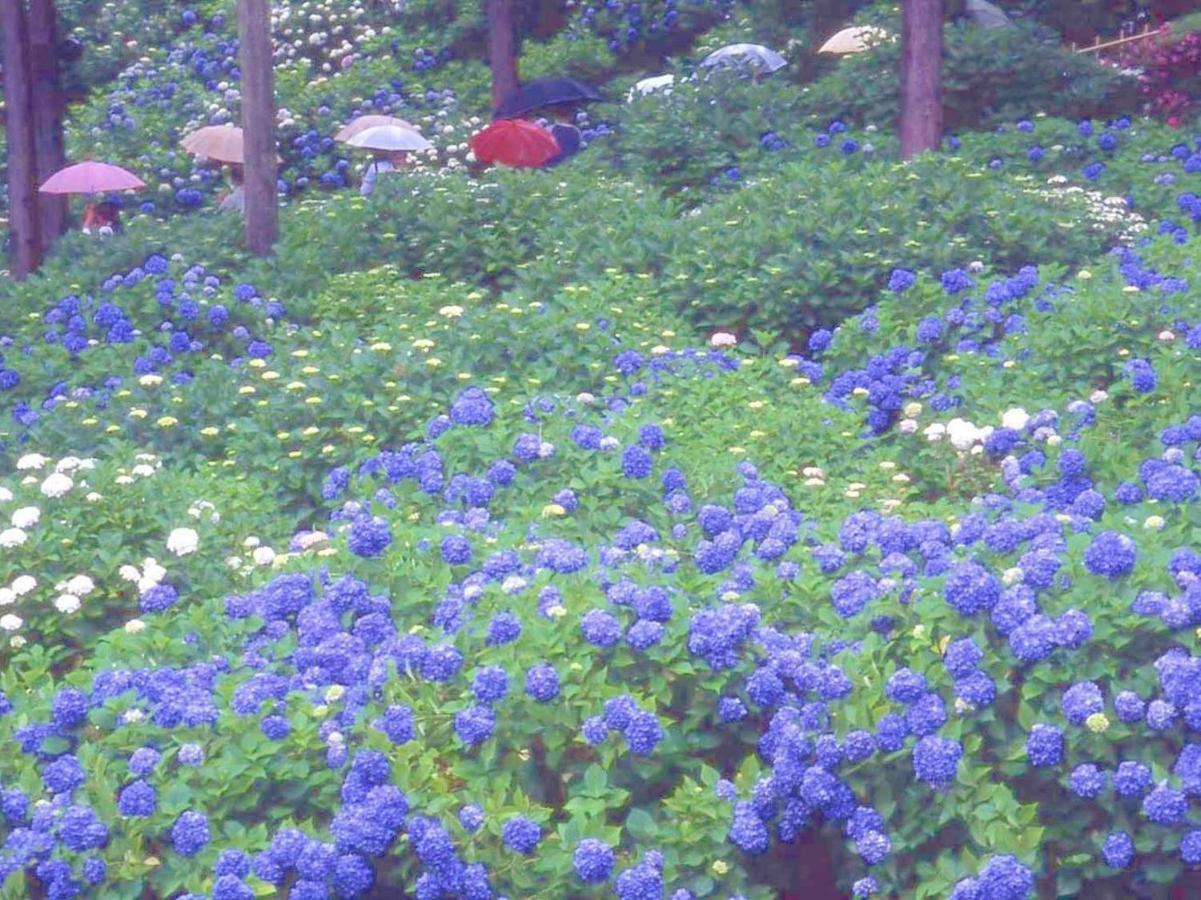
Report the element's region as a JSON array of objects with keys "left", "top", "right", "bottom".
[
  {"left": 238, "top": 0, "right": 278, "bottom": 255},
  {"left": 29, "top": 0, "right": 68, "bottom": 248},
  {"left": 899, "top": 0, "right": 943, "bottom": 160},
  {"left": 2, "top": 0, "right": 44, "bottom": 278},
  {"left": 487, "top": 0, "right": 518, "bottom": 114}
]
